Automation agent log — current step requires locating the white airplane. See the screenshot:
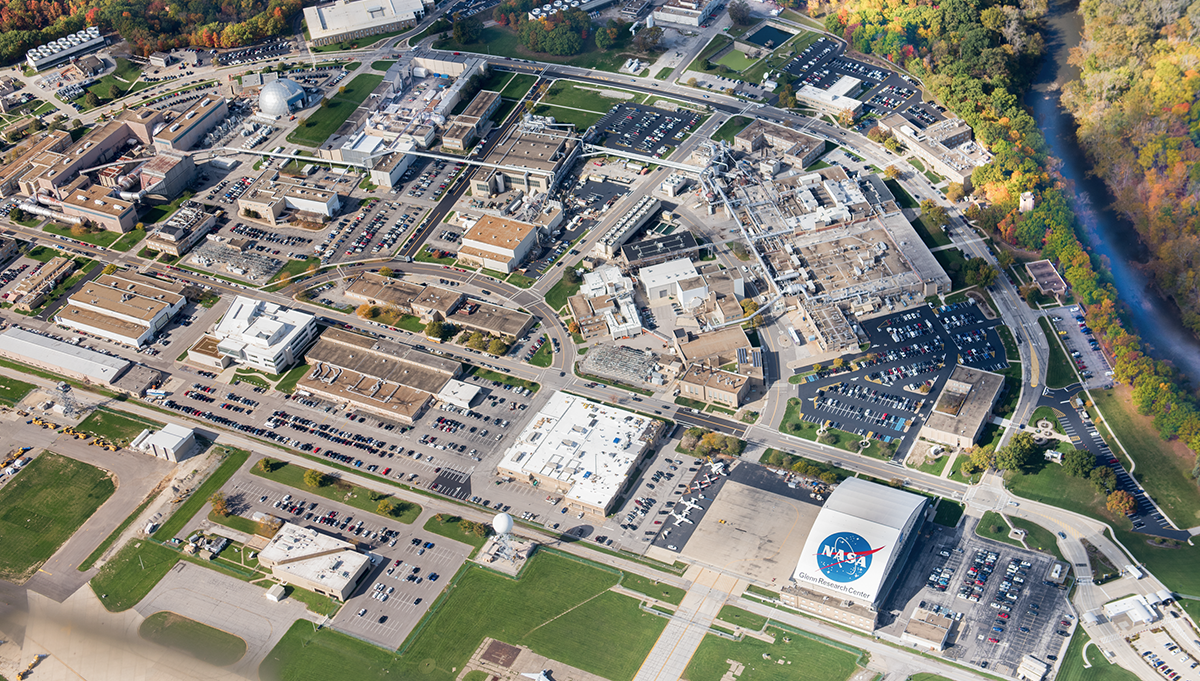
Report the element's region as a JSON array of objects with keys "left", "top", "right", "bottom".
[
  {"left": 670, "top": 511, "right": 694, "bottom": 525},
  {"left": 522, "top": 672, "right": 553, "bottom": 681},
  {"left": 705, "top": 460, "right": 727, "bottom": 475},
  {"left": 679, "top": 497, "right": 702, "bottom": 513}
]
